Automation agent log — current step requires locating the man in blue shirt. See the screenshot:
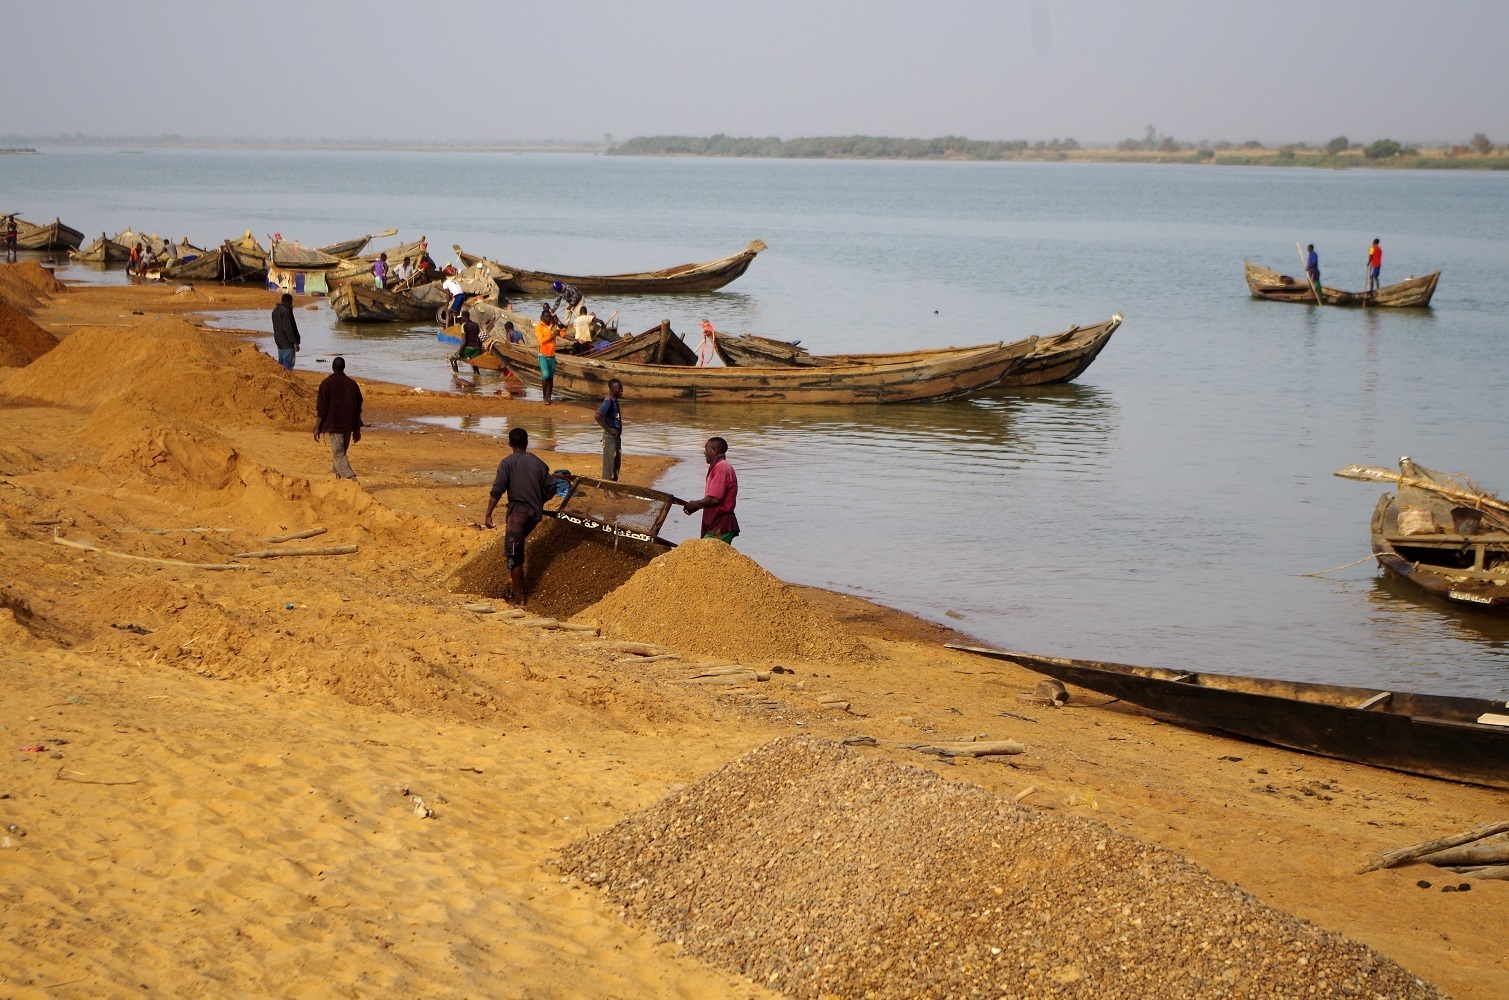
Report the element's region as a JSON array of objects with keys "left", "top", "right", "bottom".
[
  {"left": 594, "top": 378, "right": 624, "bottom": 481},
  {"left": 1304, "top": 244, "right": 1321, "bottom": 295}
]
